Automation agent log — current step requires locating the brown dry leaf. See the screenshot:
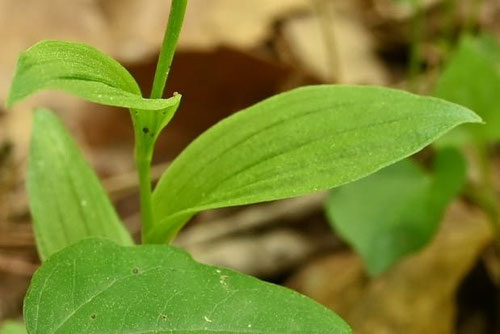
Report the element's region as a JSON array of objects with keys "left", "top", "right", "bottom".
[
  {"left": 0, "top": 0, "right": 112, "bottom": 97},
  {"left": 0, "top": 0, "right": 115, "bottom": 164},
  {"left": 287, "top": 201, "right": 494, "bottom": 334},
  {"left": 97, "top": 0, "right": 172, "bottom": 62},
  {"left": 281, "top": 1, "right": 389, "bottom": 84},
  {"left": 179, "top": 0, "right": 311, "bottom": 50},
  {"left": 287, "top": 251, "right": 366, "bottom": 316},
  {"left": 100, "top": 0, "right": 311, "bottom": 55},
  {"left": 172, "top": 193, "right": 335, "bottom": 278},
  {"left": 373, "top": 0, "right": 442, "bottom": 21}
]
